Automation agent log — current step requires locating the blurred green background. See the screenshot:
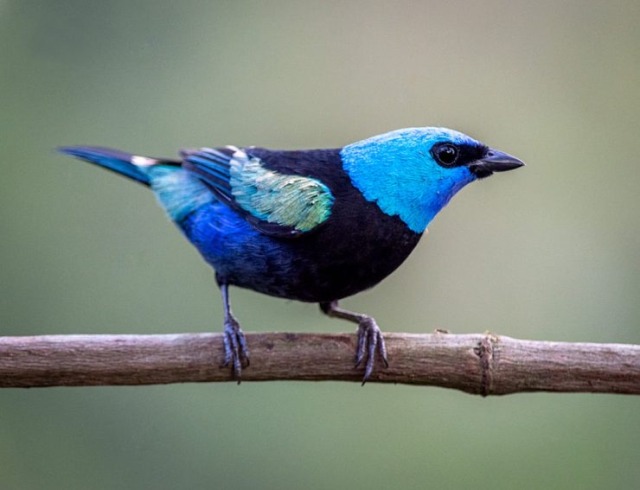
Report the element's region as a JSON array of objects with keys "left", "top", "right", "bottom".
[{"left": 1, "top": 1, "right": 639, "bottom": 488}]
